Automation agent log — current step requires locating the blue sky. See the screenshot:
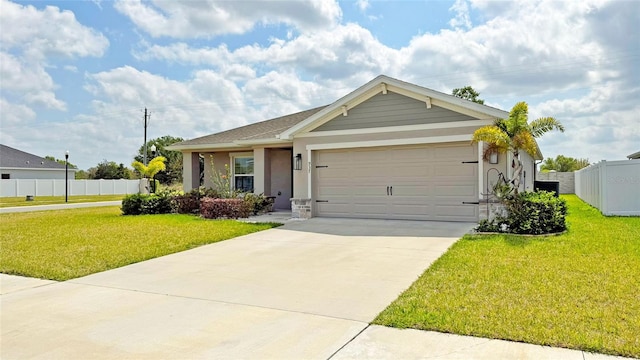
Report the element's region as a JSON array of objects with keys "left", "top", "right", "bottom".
[{"left": 1, "top": 0, "right": 638, "bottom": 170}]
